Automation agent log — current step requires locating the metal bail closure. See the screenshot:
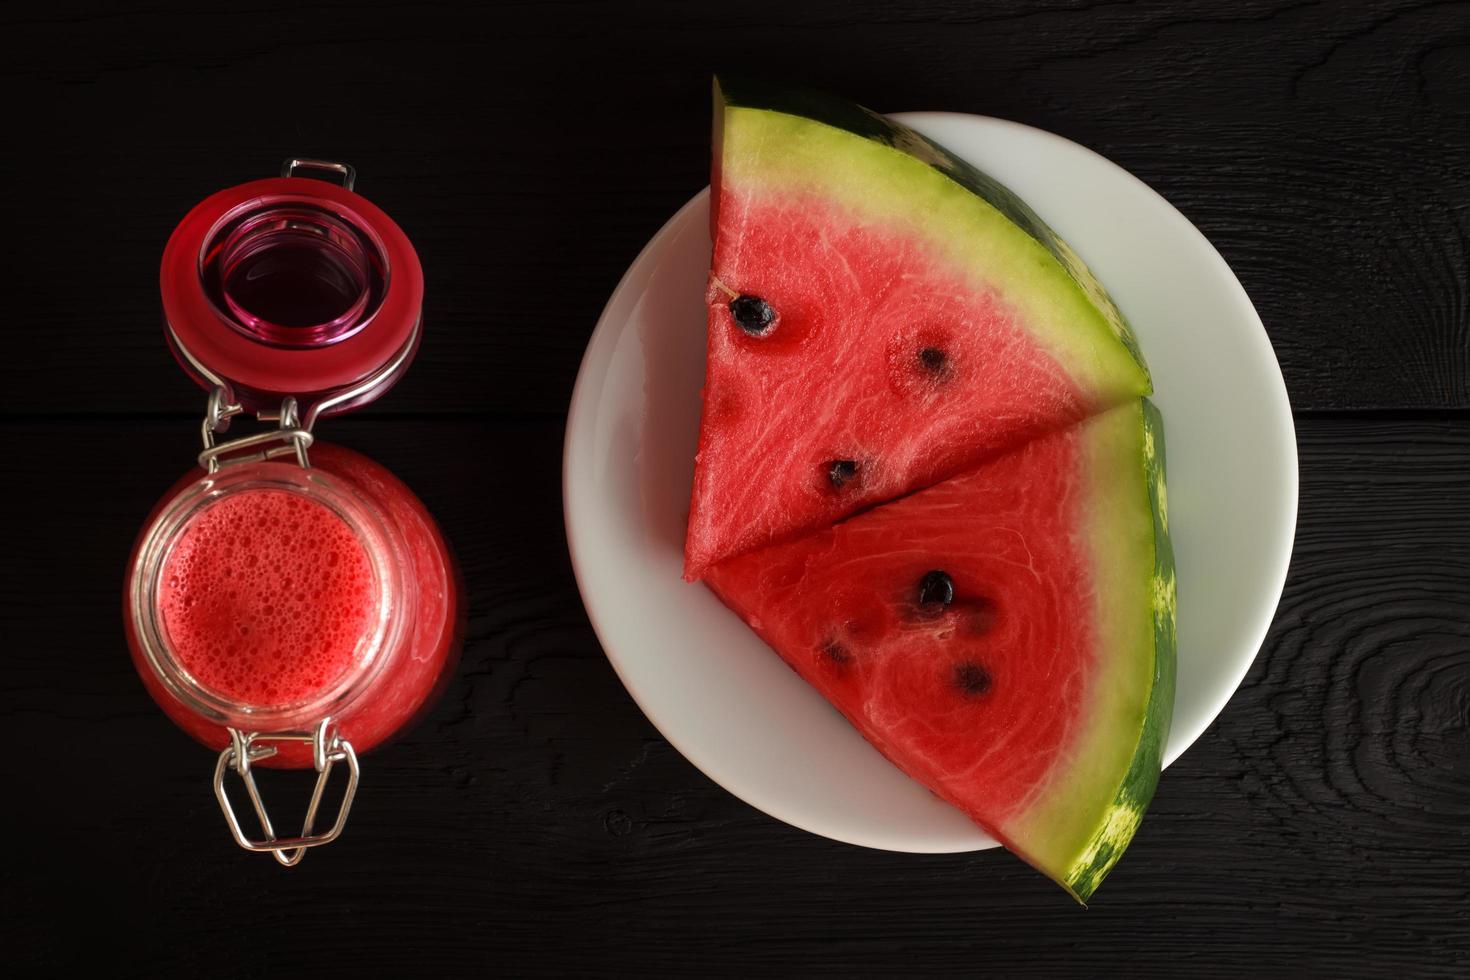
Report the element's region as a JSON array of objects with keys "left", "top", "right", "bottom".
[
  {"left": 213, "top": 718, "right": 360, "bottom": 867},
  {"left": 199, "top": 389, "right": 314, "bottom": 473},
  {"left": 281, "top": 157, "right": 358, "bottom": 191}
]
